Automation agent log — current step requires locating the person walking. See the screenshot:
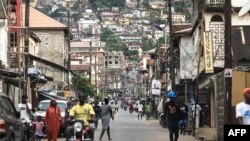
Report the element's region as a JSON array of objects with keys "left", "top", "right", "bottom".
[
  {"left": 18, "top": 95, "right": 32, "bottom": 122},
  {"left": 93, "top": 101, "right": 101, "bottom": 128},
  {"left": 110, "top": 102, "right": 116, "bottom": 120},
  {"left": 179, "top": 103, "right": 189, "bottom": 135},
  {"left": 165, "top": 91, "right": 181, "bottom": 141},
  {"left": 191, "top": 102, "right": 202, "bottom": 129},
  {"left": 99, "top": 98, "right": 112, "bottom": 141},
  {"left": 18, "top": 95, "right": 33, "bottom": 140},
  {"left": 33, "top": 116, "right": 44, "bottom": 141},
  {"left": 115, "top": 103, "right": 119, "bottom": 112},
  {"left": 145, "top": 102, "right": 151, "bottom": 120},
  {"left": 137, "top": 102, "right": 144, "bottom": 120},
  {"left": 45, "top": 99, "right": 62, "bottom": 141},
  {"left": 236, "top": 88, "right": 250, "bottom": 125}
]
